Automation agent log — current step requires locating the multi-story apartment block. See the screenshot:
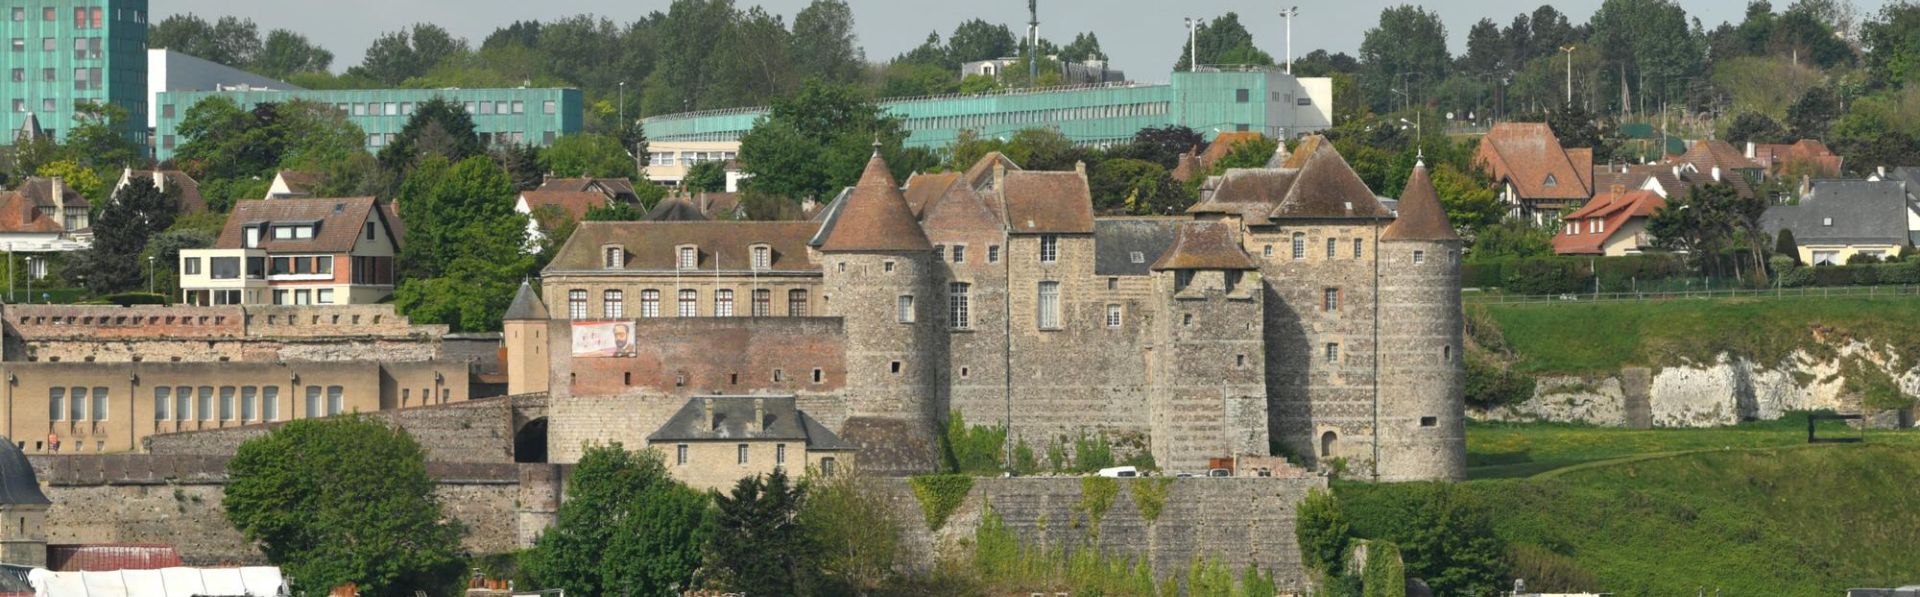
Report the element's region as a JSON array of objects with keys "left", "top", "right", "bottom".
[
  {"left": 151, "top": 87, "right": 583, "bottom": 161},
  {"left": 176, "top": 197, "right": 401, "bottom": 306},
  {"left": 1, "top": 0, "right": 149, "bottom": 145}
]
